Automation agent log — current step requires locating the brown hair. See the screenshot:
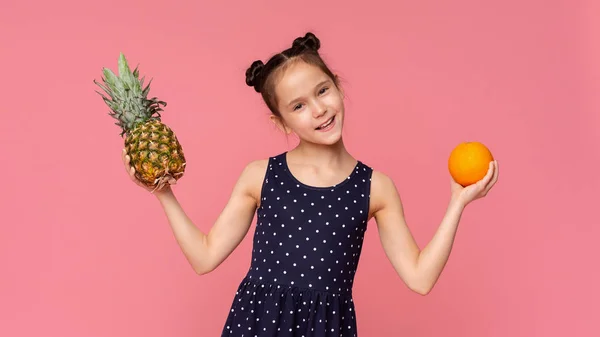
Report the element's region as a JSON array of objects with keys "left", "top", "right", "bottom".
[{"left": 245, "top": 32, "right": 340, "bottom": 118}]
